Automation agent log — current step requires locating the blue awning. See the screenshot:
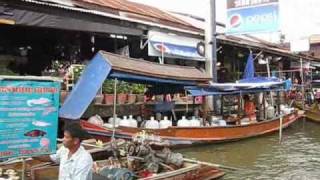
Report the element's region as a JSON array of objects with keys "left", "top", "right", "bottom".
[{"left": 185, "top": 86, "right": 288, "bottom": 96}]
